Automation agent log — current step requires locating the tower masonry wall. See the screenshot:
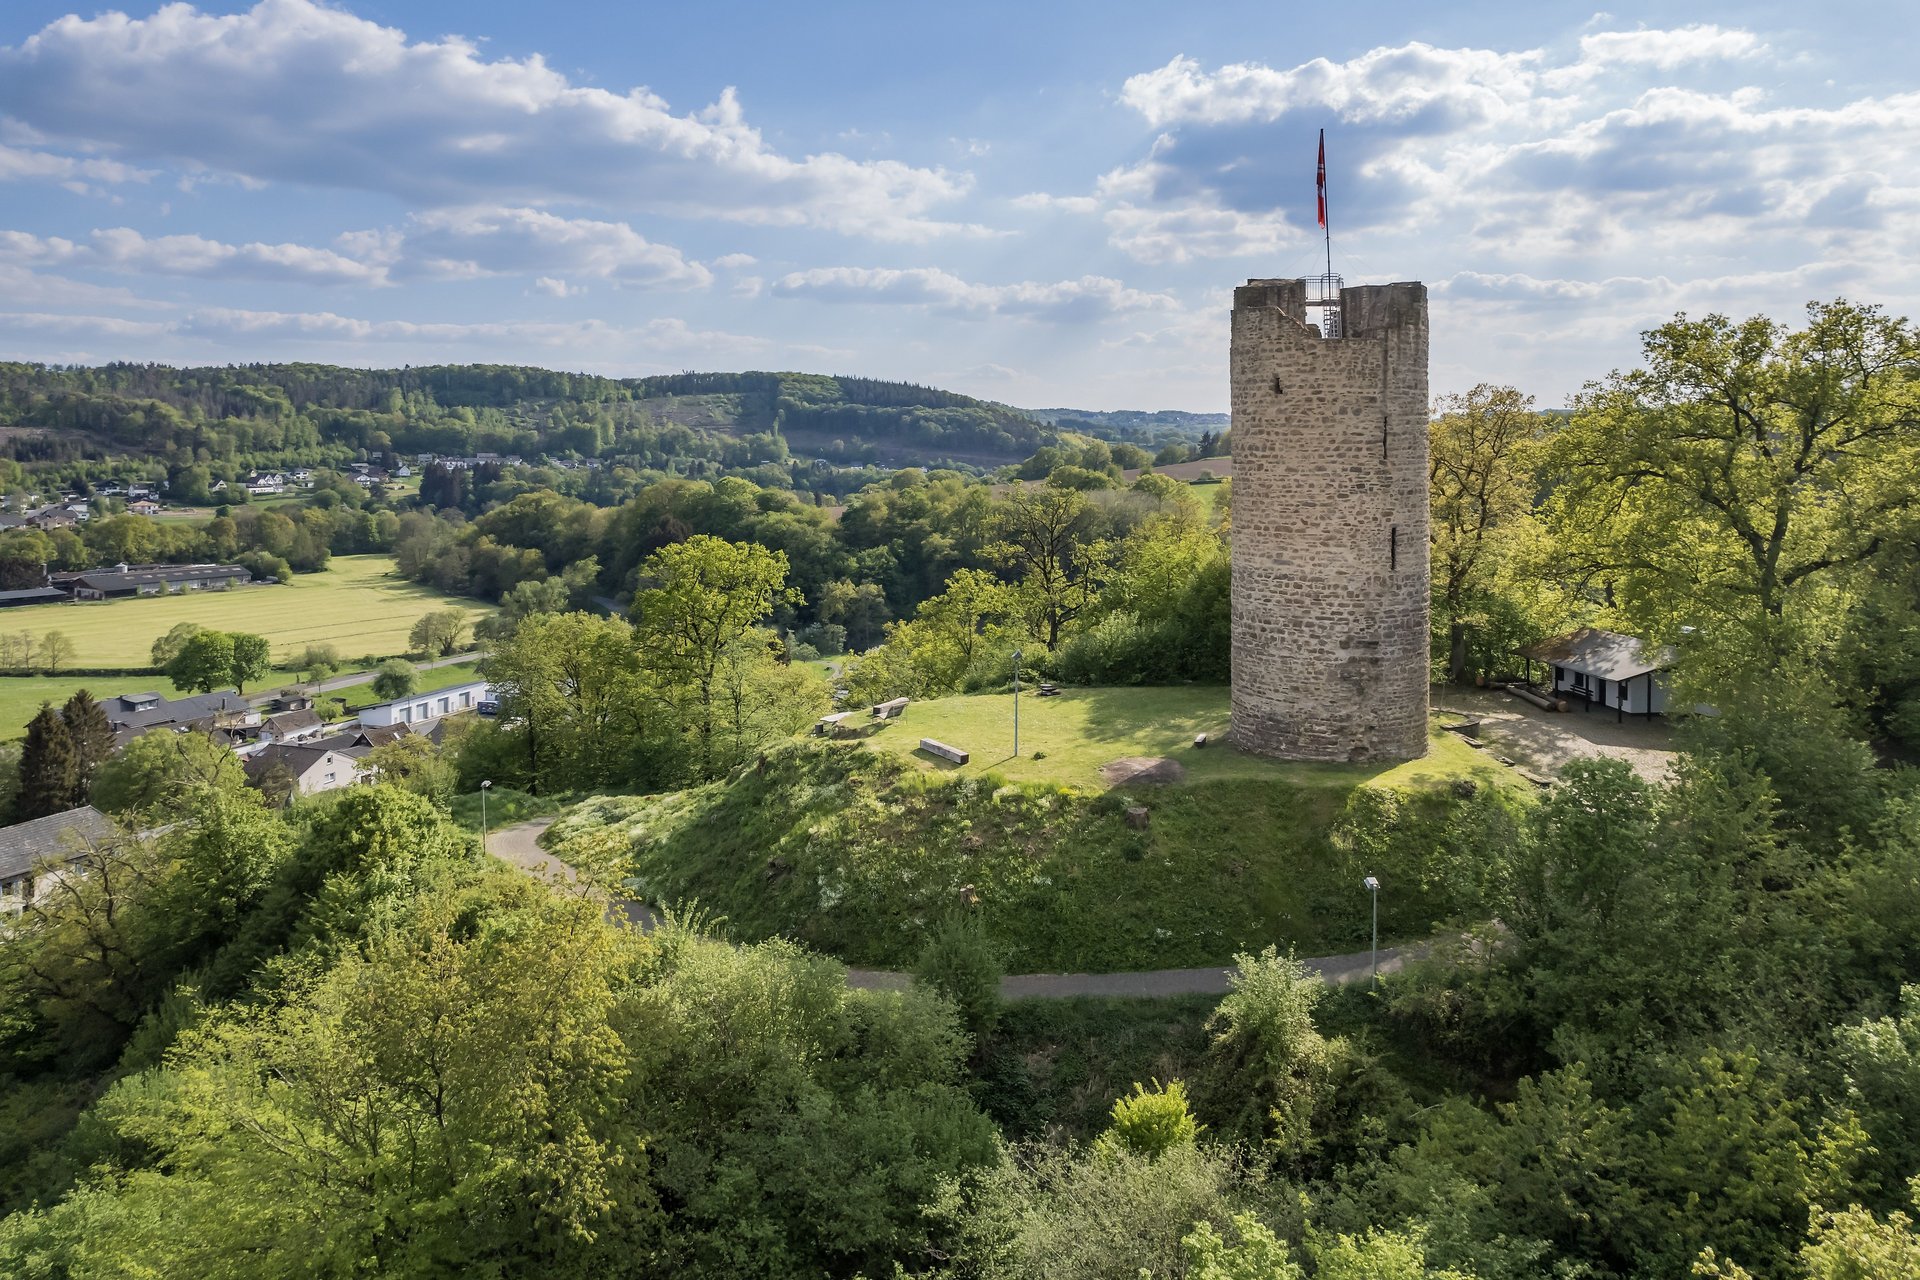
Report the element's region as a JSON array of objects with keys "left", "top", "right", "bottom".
[{"left": 1228, "top": 278, "right": 1431, "bottom": 761}]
